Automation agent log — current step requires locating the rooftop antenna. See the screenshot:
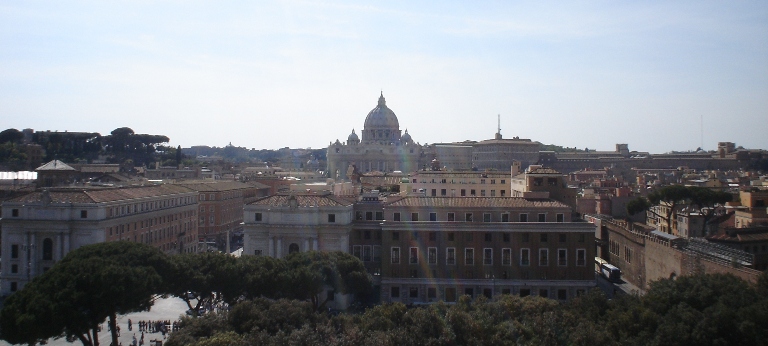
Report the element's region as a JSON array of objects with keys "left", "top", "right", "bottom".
[
  {"left": 700, "top": 114, "right": 703, "bottom": 150},
  {"left": 495, "top": 114, "right": 502, "bottom": 140}
]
